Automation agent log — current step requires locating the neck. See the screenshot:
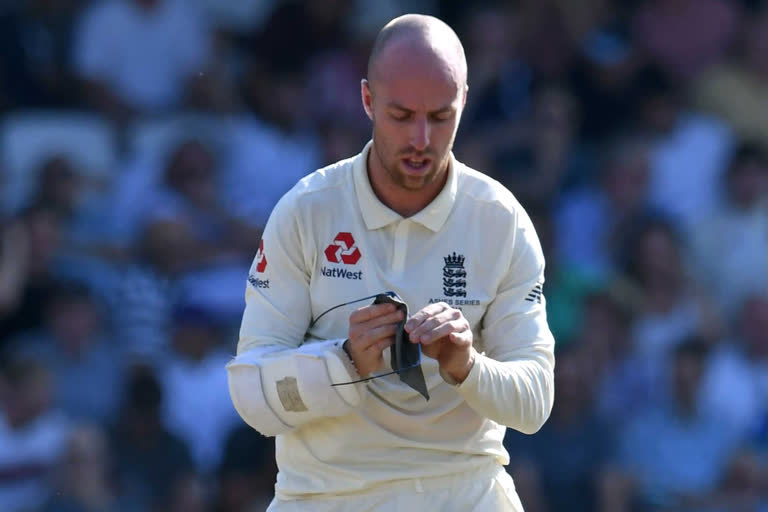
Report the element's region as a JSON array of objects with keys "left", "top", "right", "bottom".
[{"left": 366, "top": 148, "right": 448, "bottom": 218}]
